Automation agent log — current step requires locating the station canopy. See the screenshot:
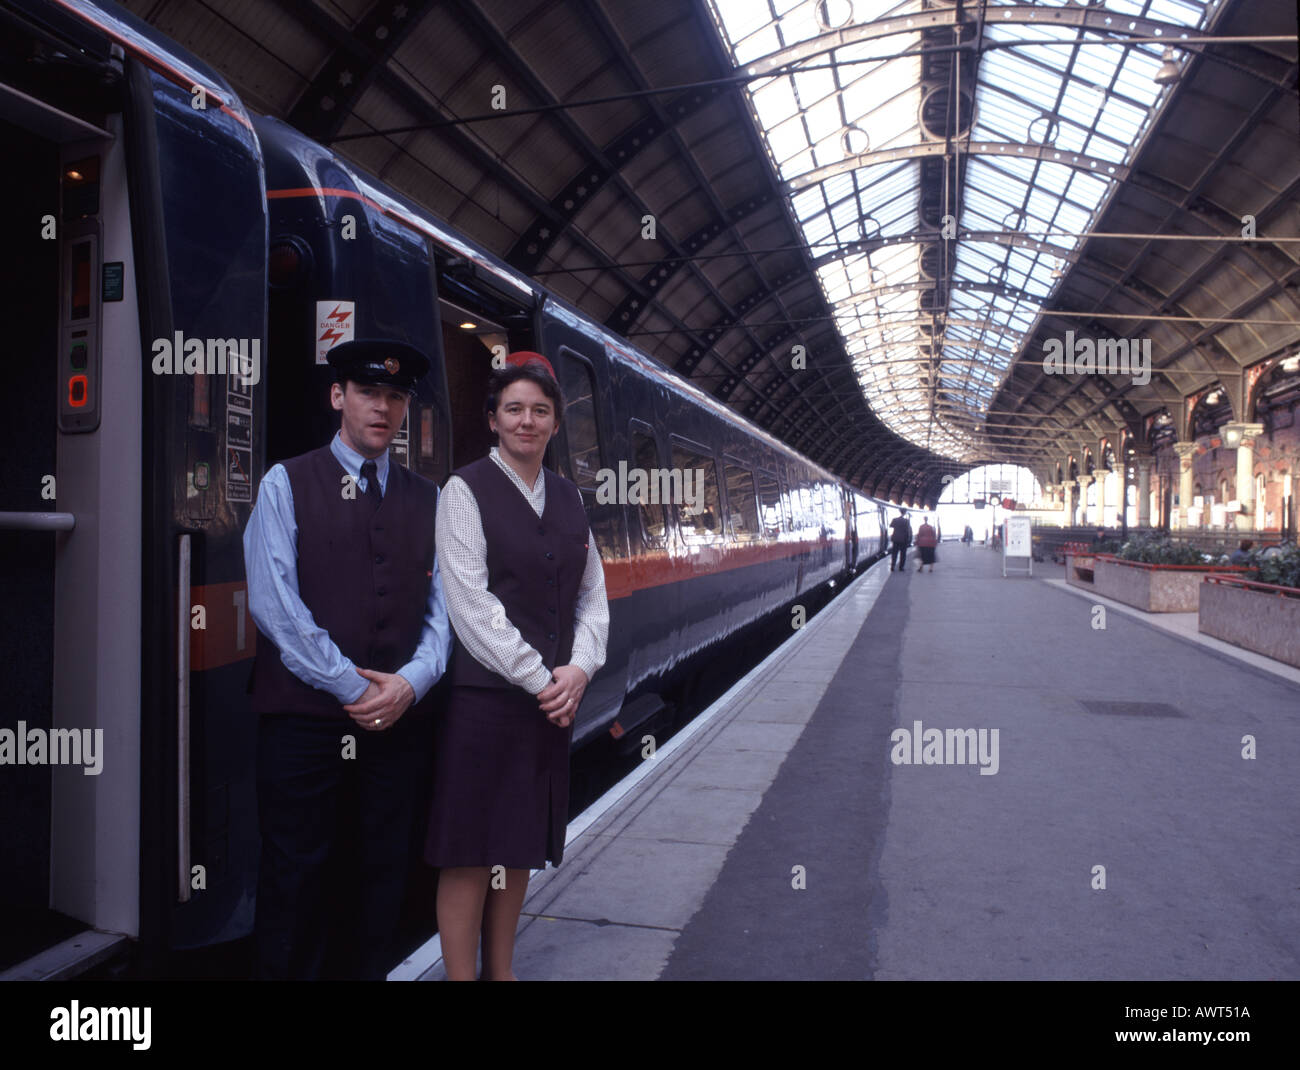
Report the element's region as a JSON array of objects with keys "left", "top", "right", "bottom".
[{"left": 706, "top": 0, "right": 1216, "bottom": 459}]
